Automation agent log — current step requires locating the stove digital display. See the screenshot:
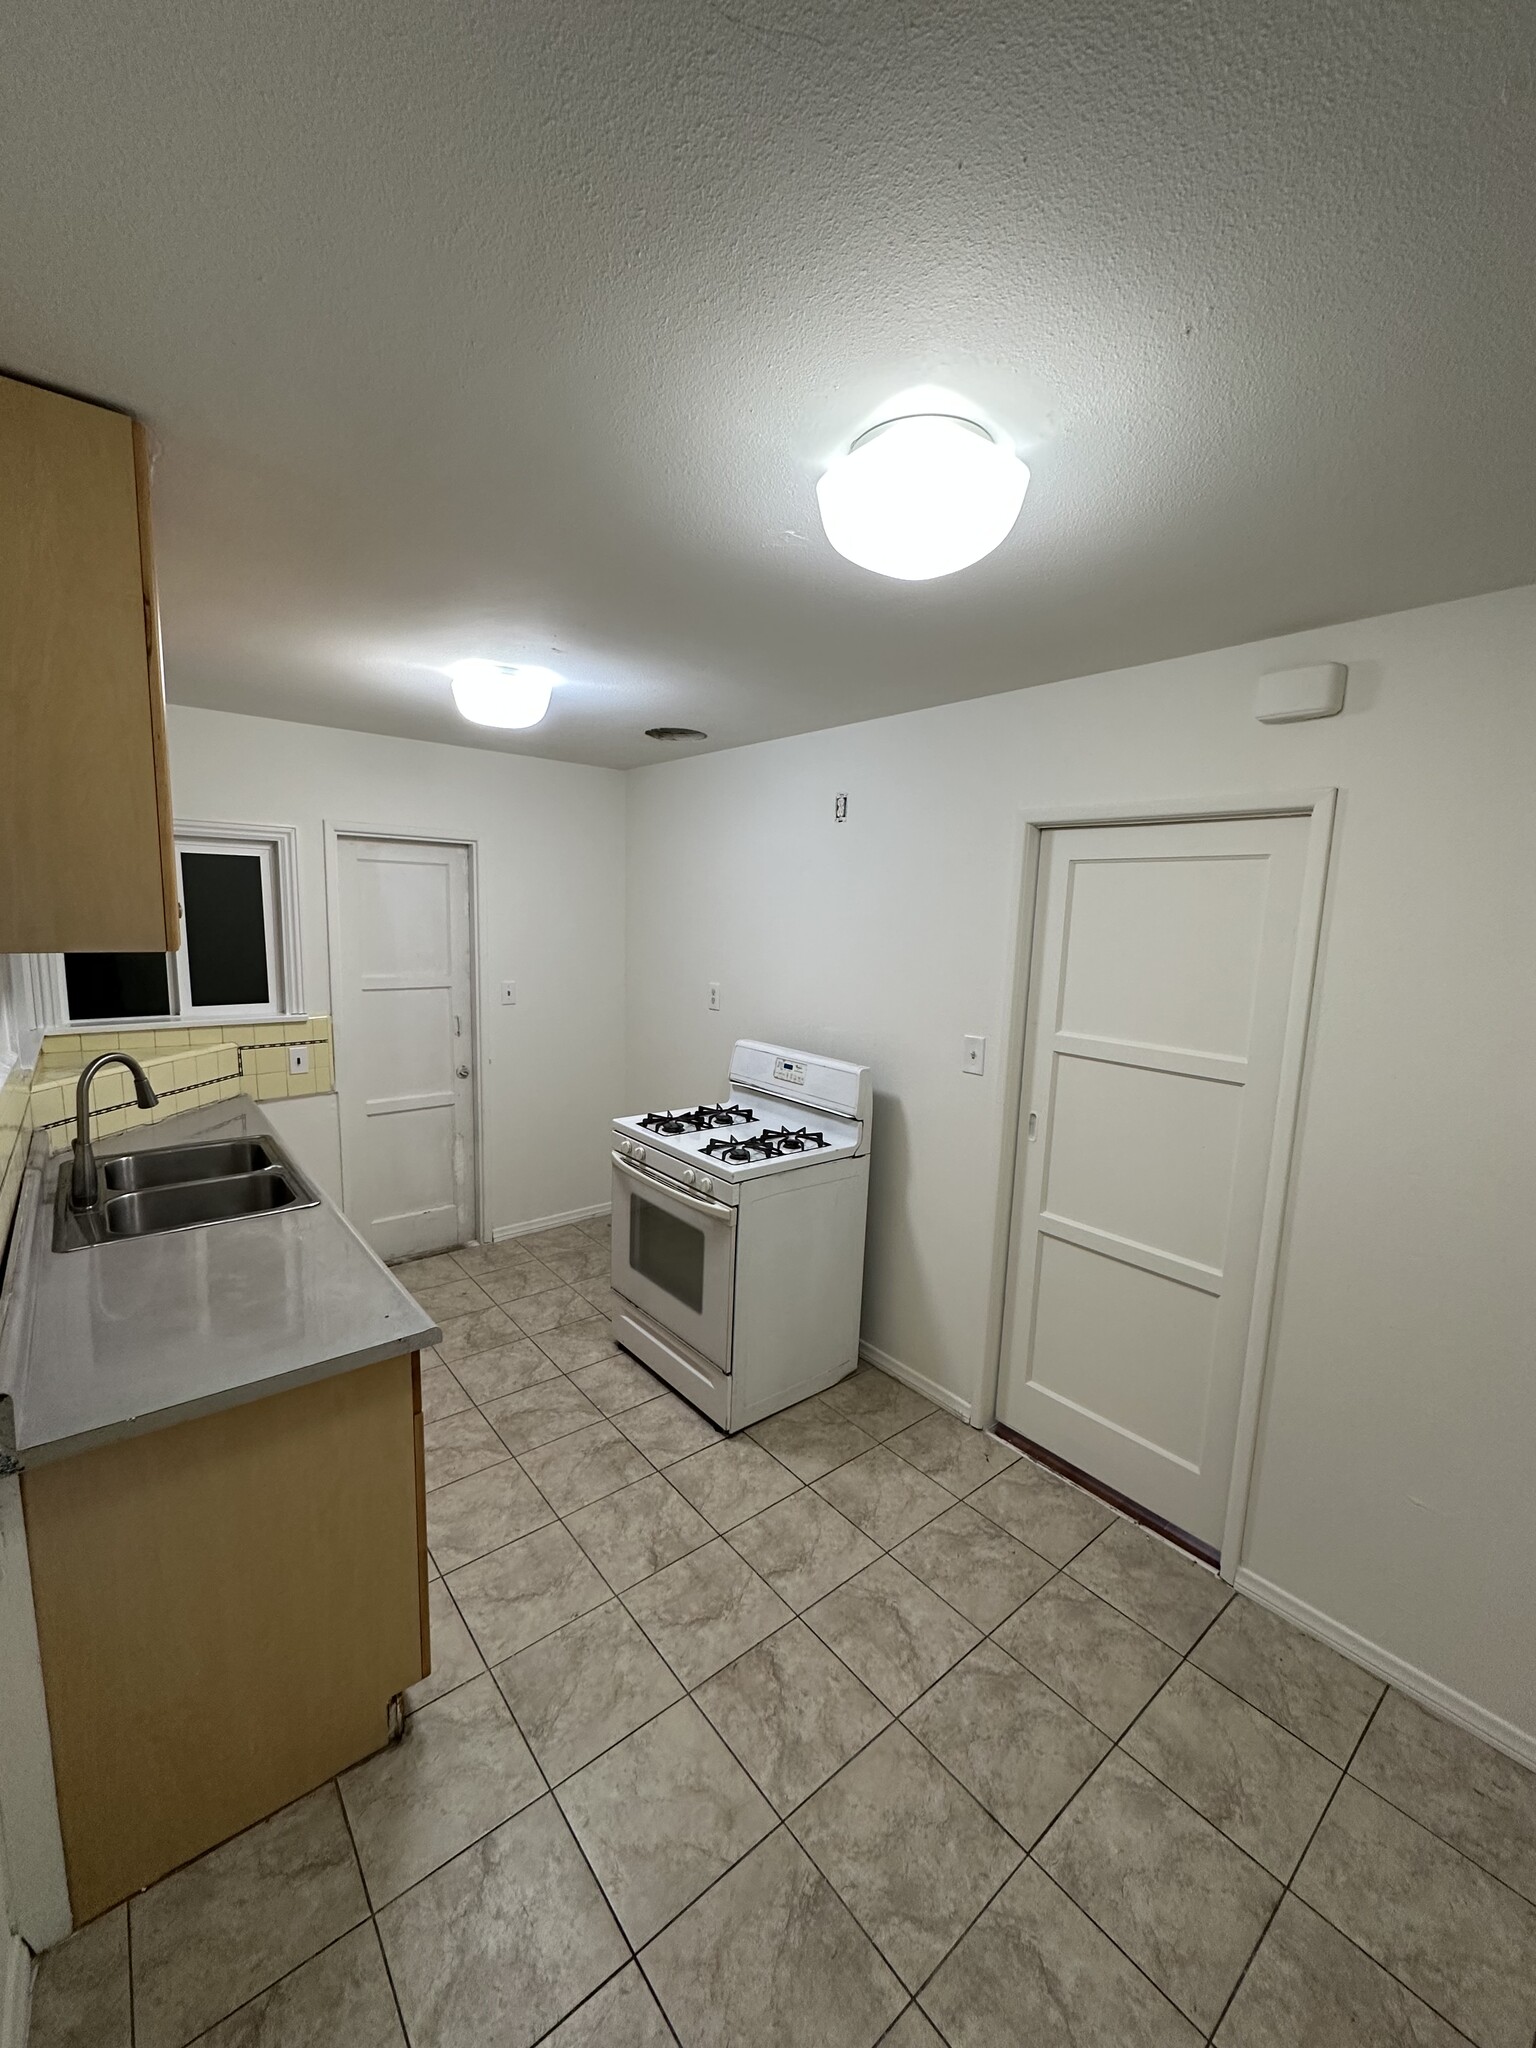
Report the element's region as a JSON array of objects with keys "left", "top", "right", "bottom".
[{"left": 773, "top": 1058, "right": 806, "bottom": 1086}]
